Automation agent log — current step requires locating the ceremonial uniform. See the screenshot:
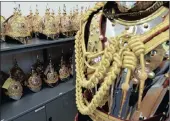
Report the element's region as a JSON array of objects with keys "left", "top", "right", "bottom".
[{"left": 75, "top": 2, "right": 169, "bottom": 121}]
